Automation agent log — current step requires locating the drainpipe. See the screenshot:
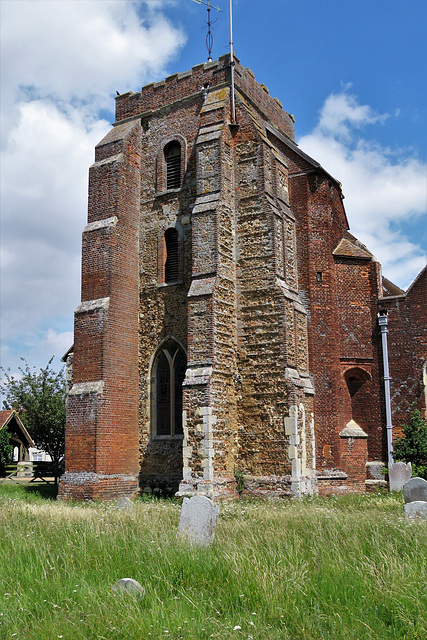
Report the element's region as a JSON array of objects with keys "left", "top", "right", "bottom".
[{"left": 378, "top": 312, "right": 393, "bottom": 466}]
